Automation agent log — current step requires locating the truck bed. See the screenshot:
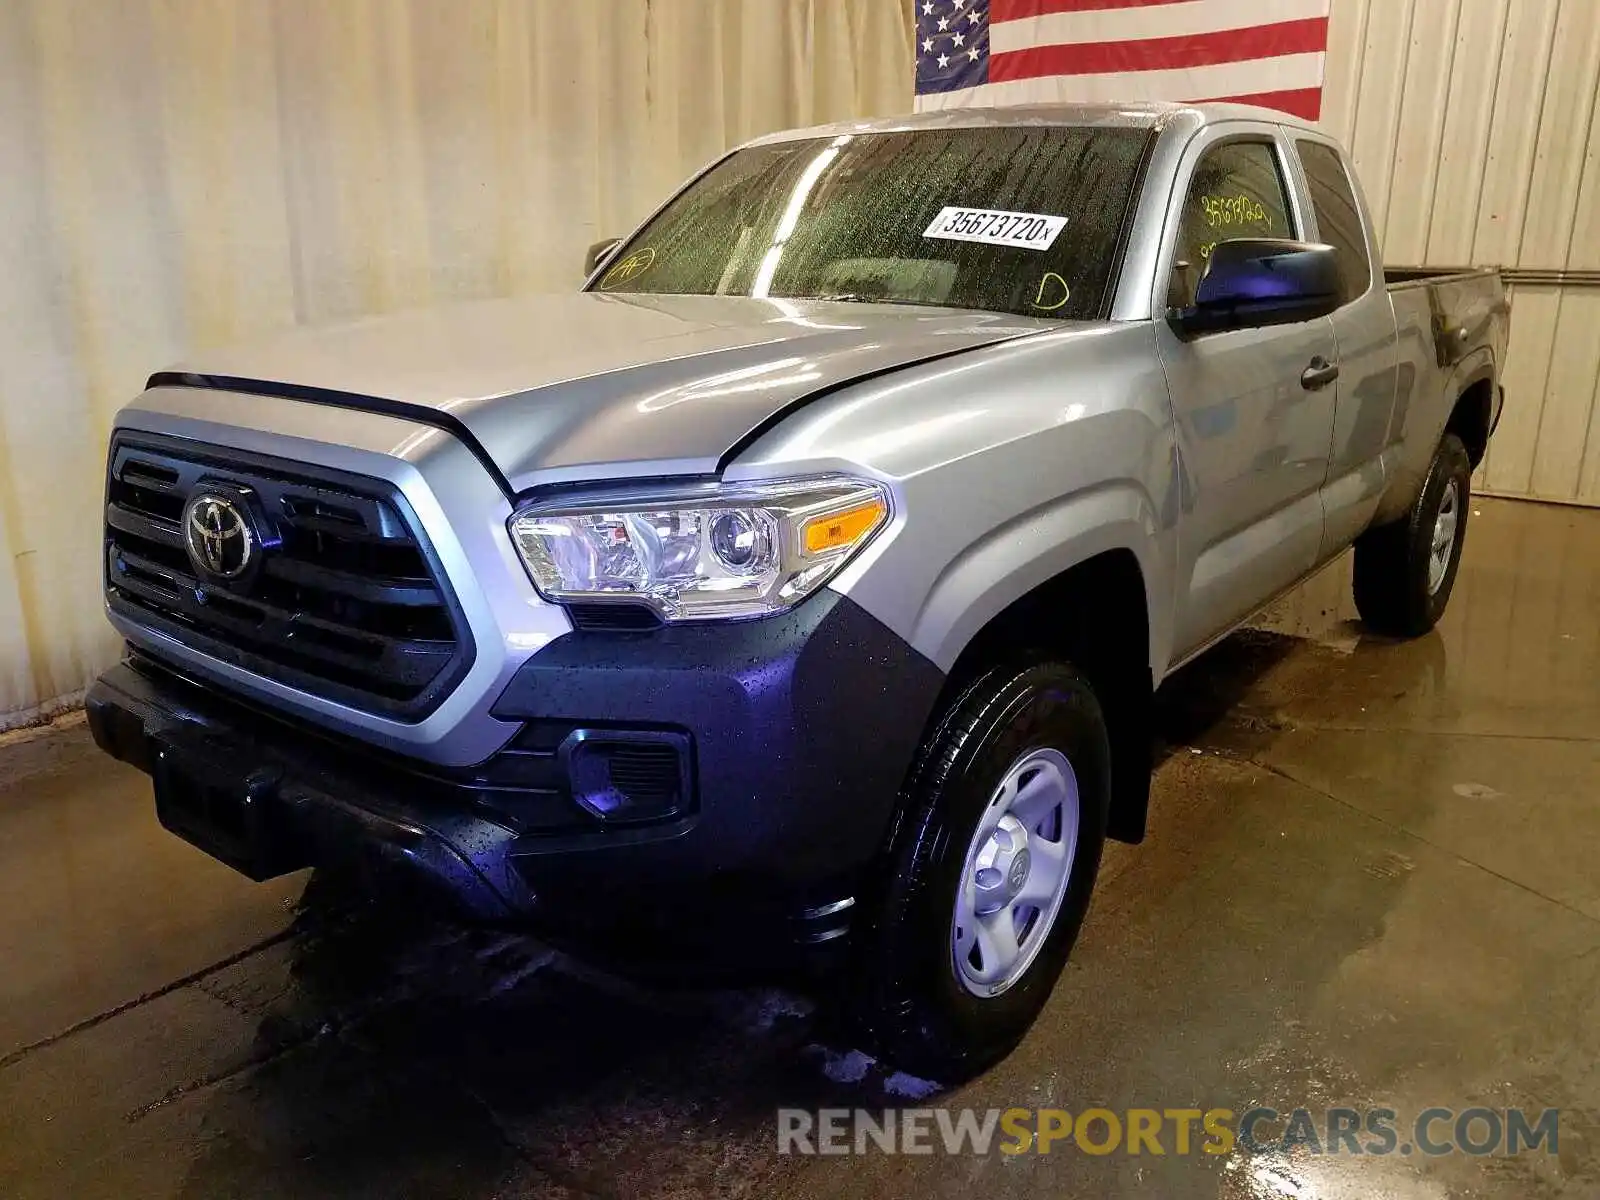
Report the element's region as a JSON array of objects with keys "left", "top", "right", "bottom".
[
  {"left": 1382, "top": 267, "right": 1509, "bottom": 356},
  {"left": 1384, "top": 265, "right": 1501, "bottom": 291}
]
